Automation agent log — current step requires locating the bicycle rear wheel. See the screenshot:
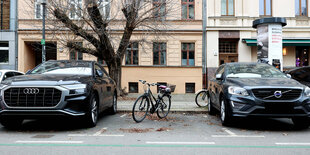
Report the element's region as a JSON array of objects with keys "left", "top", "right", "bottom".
[
  {"left": 157, "top": 95, "right": 171, "bottom": 119},
  {"left": 132, "top": 95, "right": 149, "bottom": 123},
  {"left": 195, "top": 91, "right": 208, "bottom": 107}
]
